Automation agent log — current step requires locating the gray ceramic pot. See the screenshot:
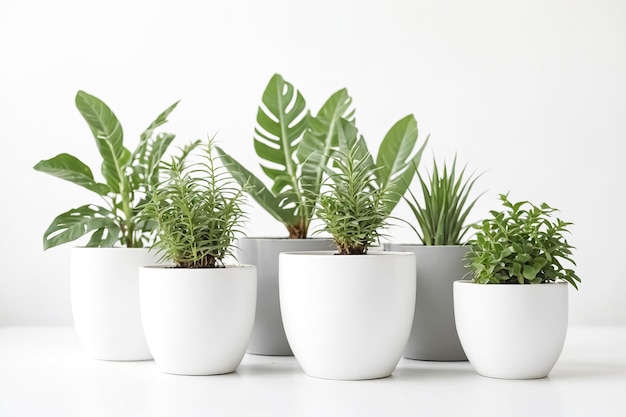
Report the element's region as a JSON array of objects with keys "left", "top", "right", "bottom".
[
  {"left": 384, "top": 243, "right": 470, "bottom": 361},
  {"left": 237, "top": 237, "right": 335, "bottom": 355}
]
